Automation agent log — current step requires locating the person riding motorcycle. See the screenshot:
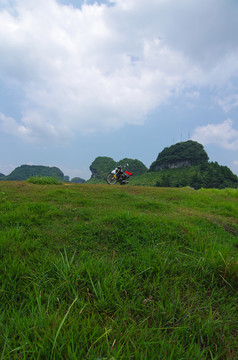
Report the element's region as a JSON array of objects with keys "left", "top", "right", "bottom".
[
  {"left": 107, "top": 165, "right": 132, "bottom": 185},
  {"left": 115, "top": 166, "right": 124, "bottom": 181}
]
